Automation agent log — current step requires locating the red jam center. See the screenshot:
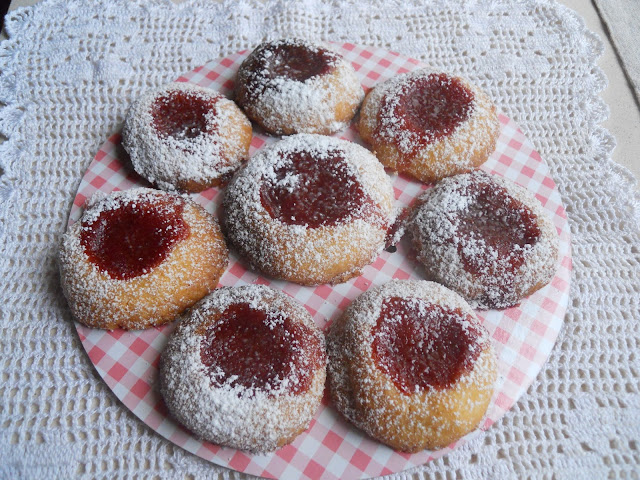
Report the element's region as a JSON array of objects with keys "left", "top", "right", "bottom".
[
  {"left": 371, "top": 296, "right": 482, "bottom": 395},
  {"left": 379, "top": 73, "right": 474, "bottom": 154},
  {"left": 151, "top": 89, "right": 219, "bottom": 140},
  {"left": 260, "top": 149, "right": 383, "bottom": 228},
  {"left": 80, "top": 196, "right": 189, "bottom": 280},
  {"left": 199, "top": 302, "right": 324, "bottom": 395},
  {"left": 259, "top": 43, "right": 335, "bottom": 82},
  {"left": 456, "top": 180, "right": 541, "bottom": 276}
]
